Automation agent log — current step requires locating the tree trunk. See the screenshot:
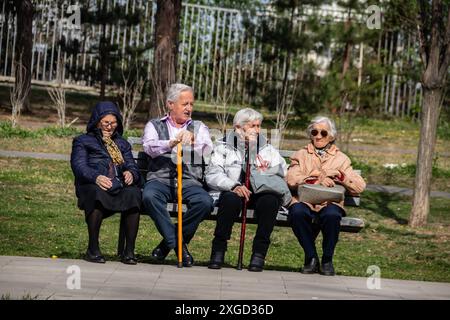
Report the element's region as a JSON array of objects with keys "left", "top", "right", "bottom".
[
  {"left": 149, "top": 0, "right": 182, "bottom": 119},
  {"left": 410, "top": 0, "right": 449, "bottom": 227},
  {"left": 409, "top": 88, "right": 443, "bottom": 227},
  {"left": 14, "top": 0, "right": 33, "bottom": 113}
]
